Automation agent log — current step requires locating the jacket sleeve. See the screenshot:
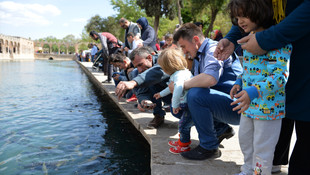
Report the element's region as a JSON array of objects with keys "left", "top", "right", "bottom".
[
  {"left": 133, "top": 65, "right": 170, "bottom": 88},
  {"left": 99, "top": 35, "right": 109, "bottom": 57},
  {"left": 224, "top": 25, "right": 244, "bottom": 49},
  {"left": 159, "top": 87, "right": 171, "bottom": 98},
  {"left": 142, "top": 28, "right": 156, "bottom": 47},
  {"left": 170, "top": 74, "right": 187, "bottom": 109},
  {"left": 133, "top": 25, "right": 141, "bottom": 38},
  {"left": 256, "top": 0, "right": 310, "bottom": 50}
]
